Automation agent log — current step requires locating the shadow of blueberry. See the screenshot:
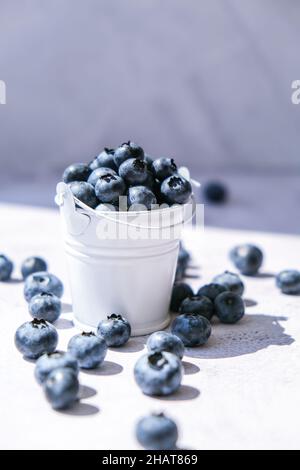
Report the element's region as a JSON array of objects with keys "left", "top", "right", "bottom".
[
  {"left": 6, "top": 278, "right": 23, "bottom": 284},
  {"left": 59, "top": 402, "right": 99, "bottom": 416},
  {"left": 81, "top": 360, "right": 123, "bottom": 376},
  {"left": 111, "top": 338, "right": 145, "bottom": 353},
  {"left": 155, "top": 385, "right": 200, "bottom": 401},
  {"left": 253, "top": 272, "right": 275, "bottom": 279},
  {"left": 78, "top": 385, "right": 97, "bottom": 400},
  {"left": 54, "top": 318, "right": 74, "bottom": 329},
  {"left": 182, "top": 361, "right": 200, "bottom": 375},
  {"left": 61, "top": 302, "right": 73, "bottom": 314},
  {"left": 185, "top": 313, "right": 294, "bottom": 359},
  {"left": 244, "top": 298, "right": 257, "bottom": 308}
]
